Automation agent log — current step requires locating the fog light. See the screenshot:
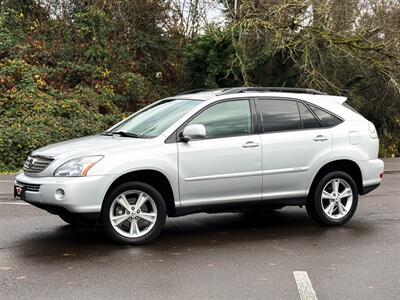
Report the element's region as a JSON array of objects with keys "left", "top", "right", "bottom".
[{"left": 55, "top": 188, "right": 65, "bottom": 201}]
